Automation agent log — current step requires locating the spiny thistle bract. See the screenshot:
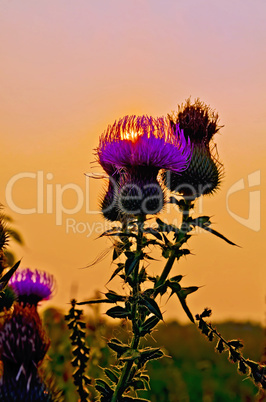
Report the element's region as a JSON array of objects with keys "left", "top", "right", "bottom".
[
  {"left": 100, "top": 174, "right": 120, "bottom": 222},
  {"left": 0, "top": 304, "right": 52, "bottom": 401},
  {"left": 164, "top": 98, "right": 224, "bottom": 198},
  {"left": 97, "top": 115, "right": 191, "bottom": 217}
]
